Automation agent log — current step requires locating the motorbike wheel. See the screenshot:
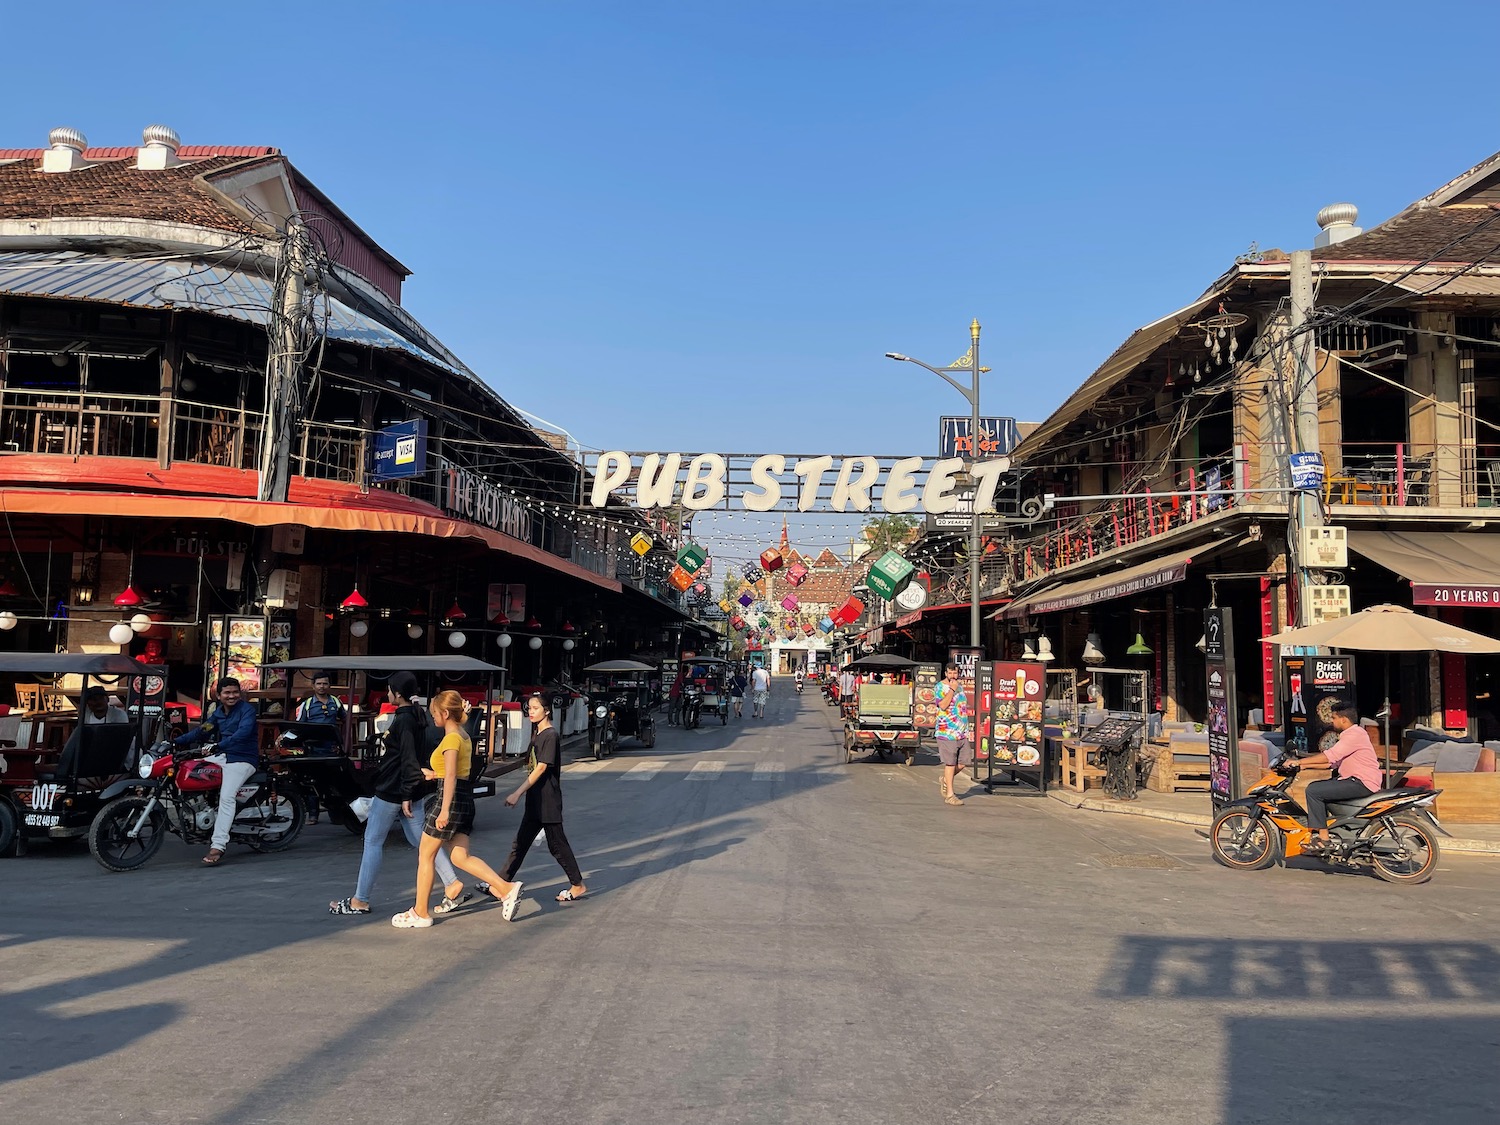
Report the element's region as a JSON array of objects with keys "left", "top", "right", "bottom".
[
  {"left": 1369, "top": 814, "right": 1441, "bottom": 884},
  {"left": 244, "top": 787, "right": 307, "bottom": 853},
  {"left": 89, "top": 795, "right": 168, "bottom": 872},
  {"left": 606, "top": 726, "right": 618, "bottom": 757},
  {"left": 0, "top": 800, "right": 16, "bottom": 857},
  {"left": 1210, "top": 807, "right": 1282, "bottom": 870},
  {"left": 592, "top": 737, "right": 604, "bottom": 761},
  {"left": 720, "top": 709, "right": 727, "bottom": 726}
]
